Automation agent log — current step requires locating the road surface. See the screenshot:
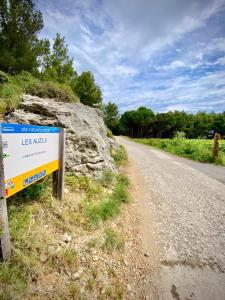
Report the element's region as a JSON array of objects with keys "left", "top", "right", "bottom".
[{"left": 117, "top": 137, "right": 225, "bottom": 300}]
